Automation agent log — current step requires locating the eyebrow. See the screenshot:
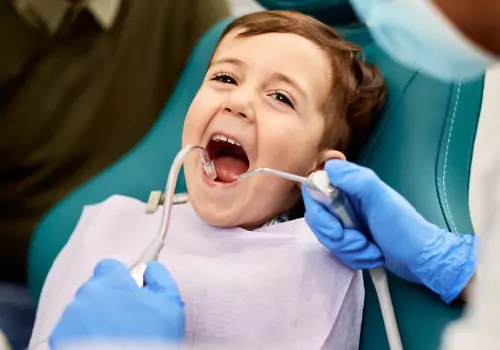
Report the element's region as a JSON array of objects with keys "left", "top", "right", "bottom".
[
  {"left": 270, "top": 72, "right": 307, "bottom": 99},
  {"left": 210, "top": 57, "right": 307, "bottom": 98},
  {"left": 211, "top": 57, "right": 247, "bottom": 67}
]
